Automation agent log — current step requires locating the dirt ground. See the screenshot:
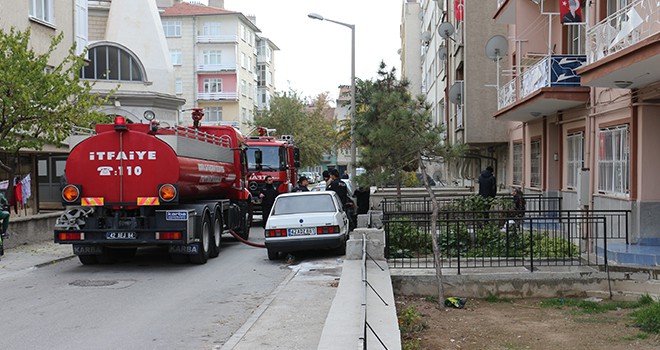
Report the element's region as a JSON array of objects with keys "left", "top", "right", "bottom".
[{"left": 396, "top": 296, "right": 660, "bottom": 350}]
